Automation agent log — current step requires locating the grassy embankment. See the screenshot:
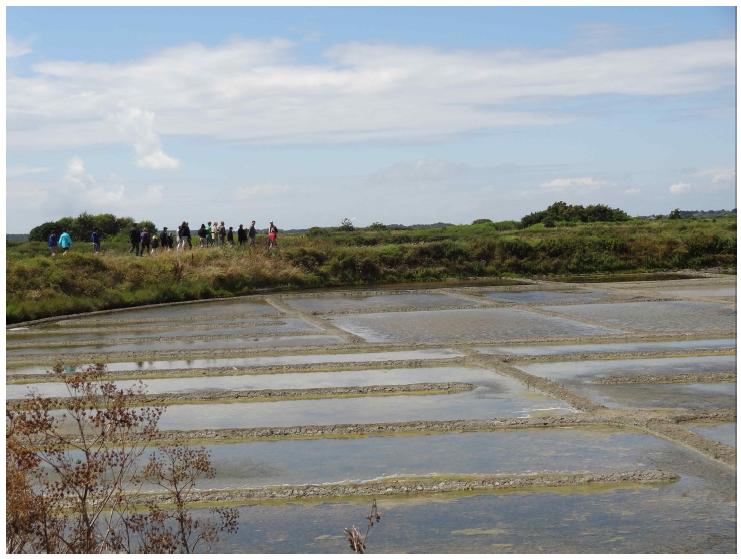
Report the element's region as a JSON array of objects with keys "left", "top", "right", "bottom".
[{"left": 6, "top": 216, "right": 736, "bottom": 323}]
